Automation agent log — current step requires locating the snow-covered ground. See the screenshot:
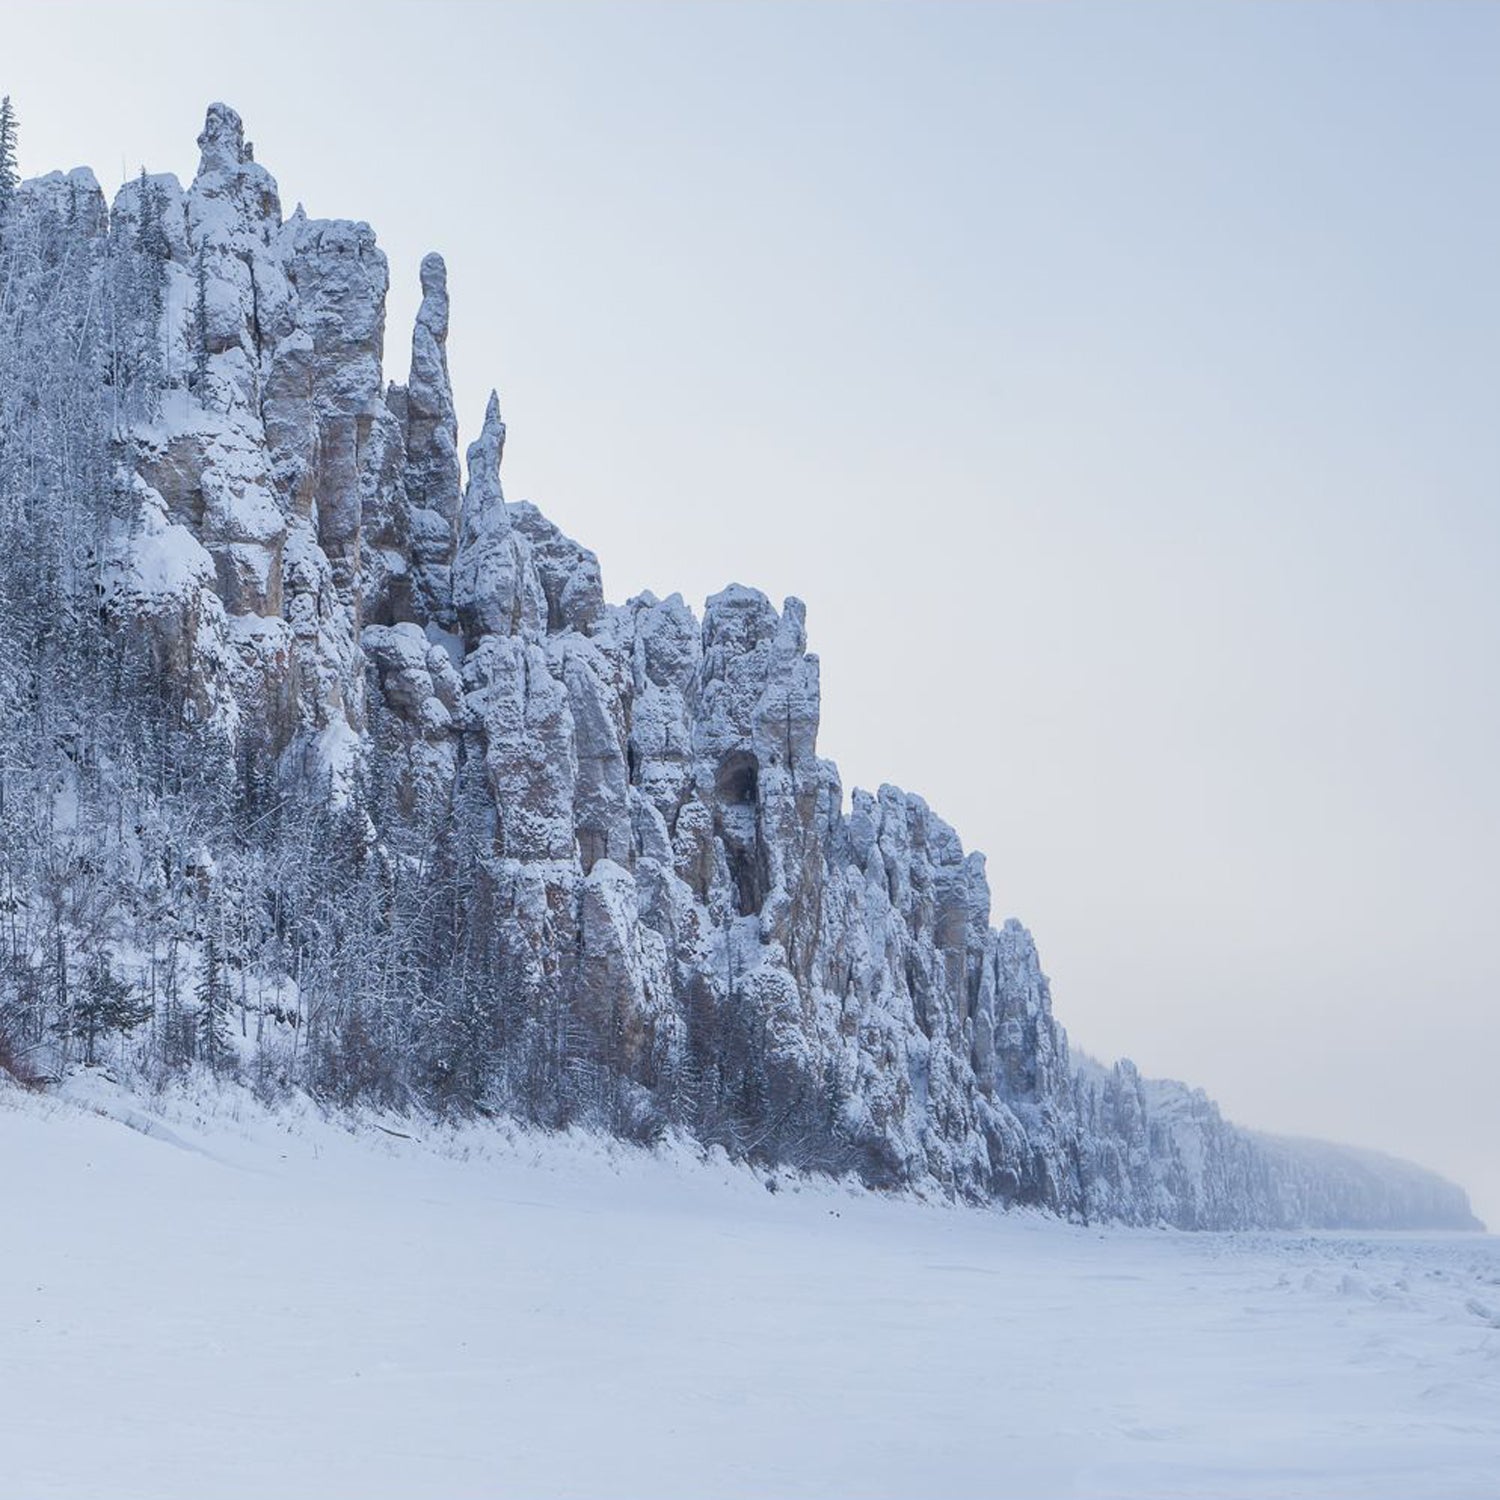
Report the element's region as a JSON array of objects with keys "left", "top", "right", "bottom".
[{"left": 3, "top": 1077, "right": 1497, "bottom": 1500}]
